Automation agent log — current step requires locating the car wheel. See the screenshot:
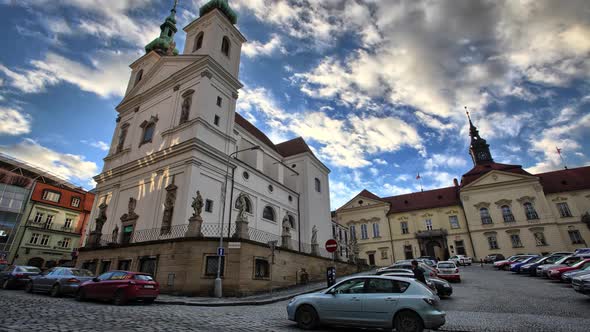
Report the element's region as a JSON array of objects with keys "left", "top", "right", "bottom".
[
  {"left": 394, "top": 310, "right": 424, "bottom": 332},
  {"left": 25, "top": 282, "right": 33, "bottom": 293},
  {"left": 50, "top": 284, "right": 61, "bottom": 298},
  {"left": 295, "top": 305, "right": 319, "bottom": 330},
  {"left": 113, "top": 290, "right": 127, "bottom": 306},
  {"left": 76, "top": 289, "right": 87, "bottom": 302}
]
